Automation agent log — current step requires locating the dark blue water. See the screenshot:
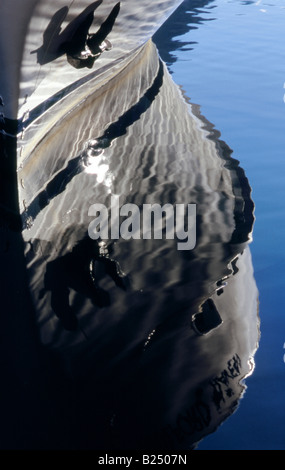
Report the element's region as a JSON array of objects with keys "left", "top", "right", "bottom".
[{"left": 154, "top": 0, "right": 285, "bottom": 450}]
